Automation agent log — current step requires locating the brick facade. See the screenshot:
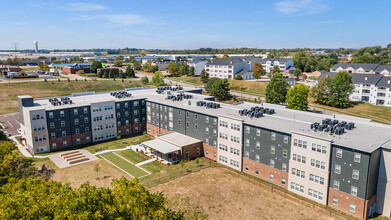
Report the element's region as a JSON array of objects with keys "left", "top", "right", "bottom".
[
  {"left": 63, "top": 67, "right": 91, "bottom": 74},
  {"left": 49, "top": 136, "right": 73, "bottom": 151},
  {"left": 133, "top": 122, "right": 146, "bottom": 134},
  {"left": 117, "top": 125, "right": 133, "bottom": 137},
  {"left": 181, "top": 142, "right": 203, "bottom": 160},
  {"left": 203, "top": 143, "right": 217, "bottom": 161},
  {"left": 71, "top": 132, "right": 92, "bottom": 146},
  {"left": 242, "top": 157, "right": 288, "bottom": 189},
  {"left": 146, "top": 123, "right": 169, "bottom": 136},
  {"left": 328, "top": 187, "right": 373, "bottom": 219}
]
